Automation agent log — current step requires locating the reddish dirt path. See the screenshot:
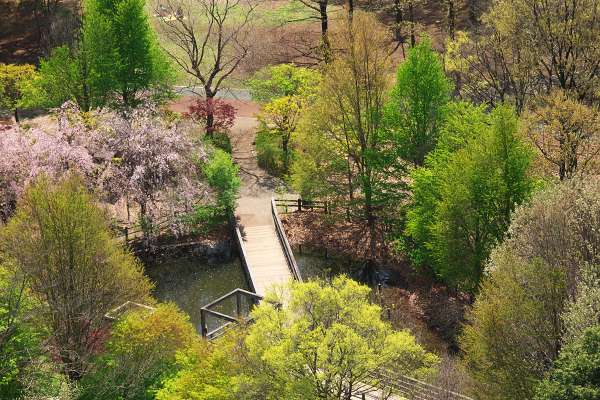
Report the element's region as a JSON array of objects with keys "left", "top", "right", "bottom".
[{"left": 168, "top": 97, "right": 260, "bottom": 118}]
